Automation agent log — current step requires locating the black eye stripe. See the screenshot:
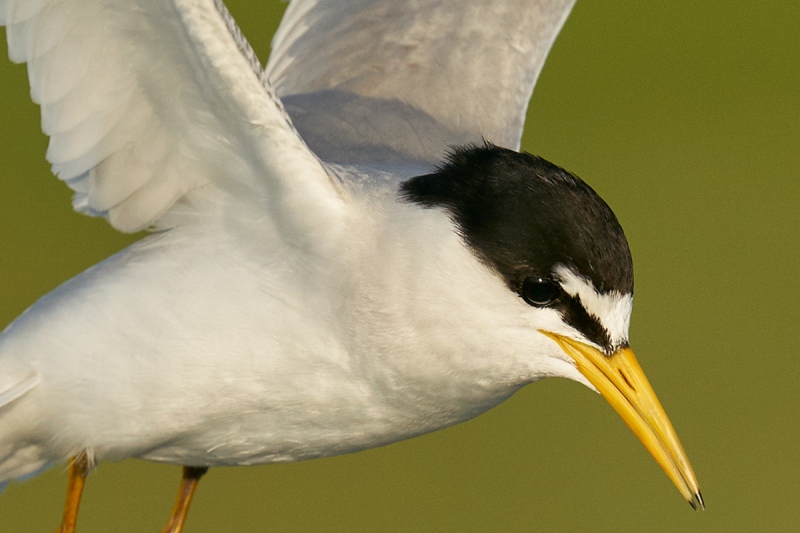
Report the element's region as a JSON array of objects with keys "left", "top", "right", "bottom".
[
  {"left": 518, "top": 276, "right": 614, "bottom": 353},
  {"left": 553, "top": 294, "right": 613, "bottom": 354}
]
